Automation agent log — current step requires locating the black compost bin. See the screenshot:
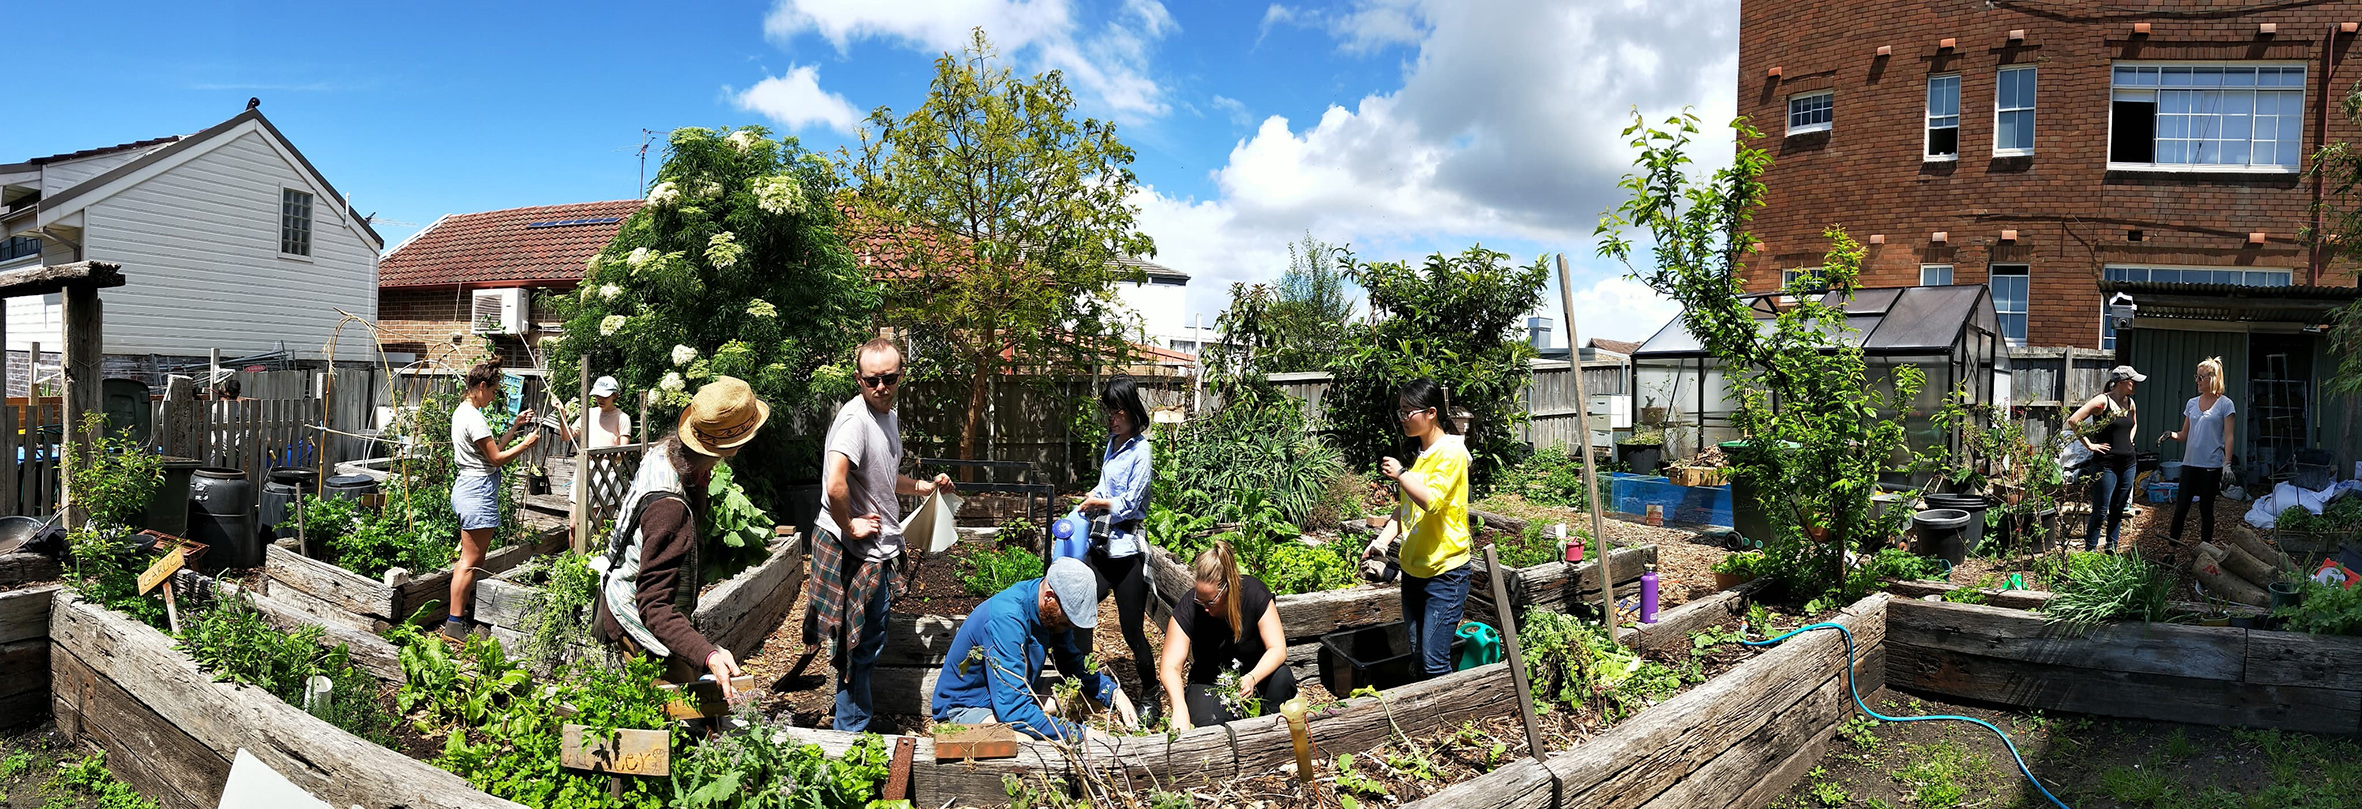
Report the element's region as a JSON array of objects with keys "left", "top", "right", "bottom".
[{"left": 1319, "top": 621, "right": 1466, "bottom": 695}]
